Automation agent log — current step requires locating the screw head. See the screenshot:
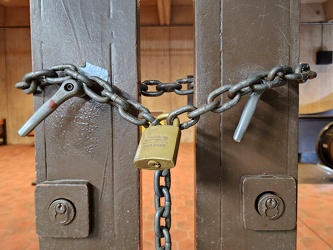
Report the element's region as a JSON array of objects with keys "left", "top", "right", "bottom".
[
  {"left": 64, "top": 82, "right": 75, "bottom": 91},
  {"left": 49, "top": 199, "right": 76, "bottom": 225},
  {"left": 257, "top": 193, "right": 285, "bottom": 220}
]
